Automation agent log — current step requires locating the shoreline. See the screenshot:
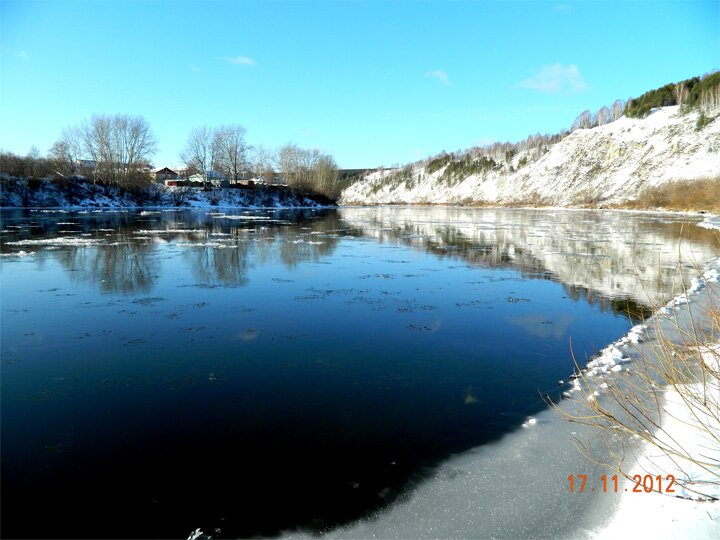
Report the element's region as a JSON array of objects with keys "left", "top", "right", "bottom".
[{"left": 590, "top": 213, "right": 720, "bottom": 537}]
